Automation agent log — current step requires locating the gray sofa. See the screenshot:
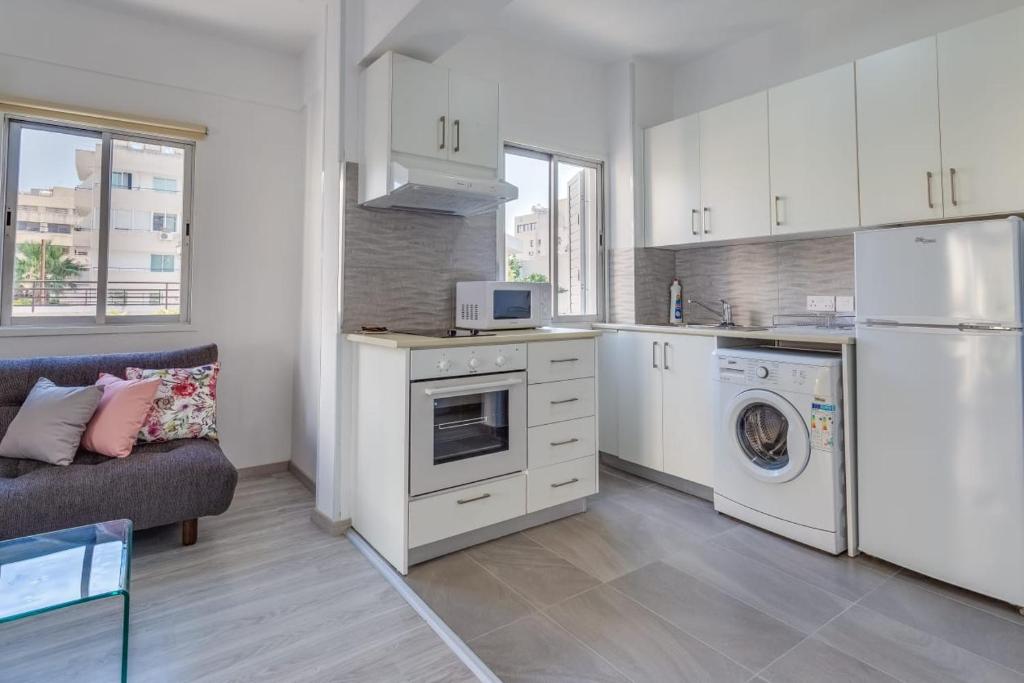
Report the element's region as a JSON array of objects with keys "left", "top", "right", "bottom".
[{"left": 0, "top": 344, "right": 237, "bottom": 544}]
